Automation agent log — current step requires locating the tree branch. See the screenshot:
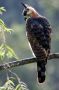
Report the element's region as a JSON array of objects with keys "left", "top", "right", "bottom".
[{"left": 0, "top": 53, "right": 59, "bottom": 71}]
